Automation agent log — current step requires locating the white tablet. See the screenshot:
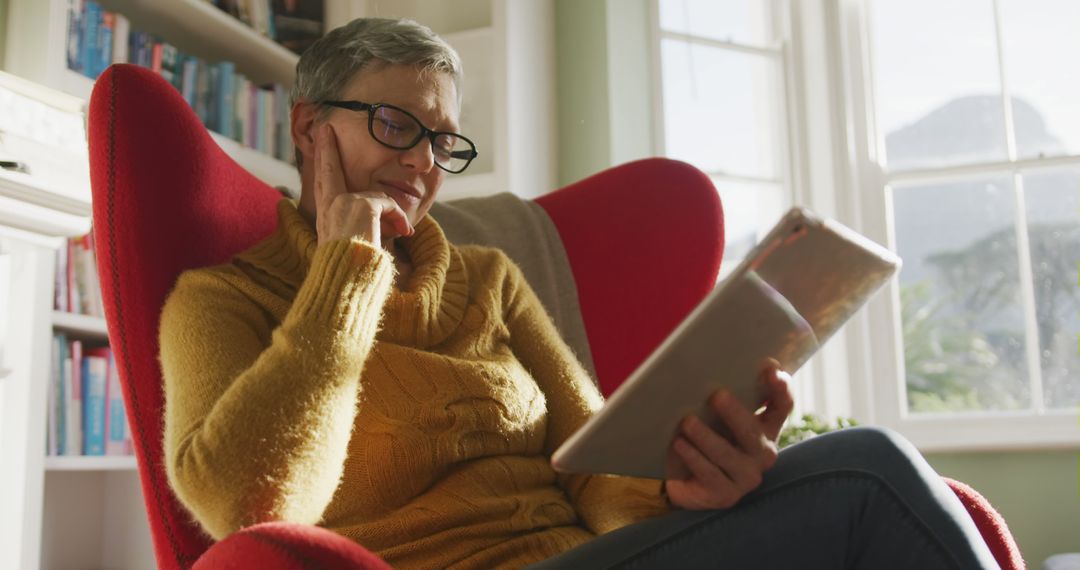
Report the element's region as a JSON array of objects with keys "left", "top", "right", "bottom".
[{"left": 551, "top": 207, "right": 901, "bottom": 479}]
